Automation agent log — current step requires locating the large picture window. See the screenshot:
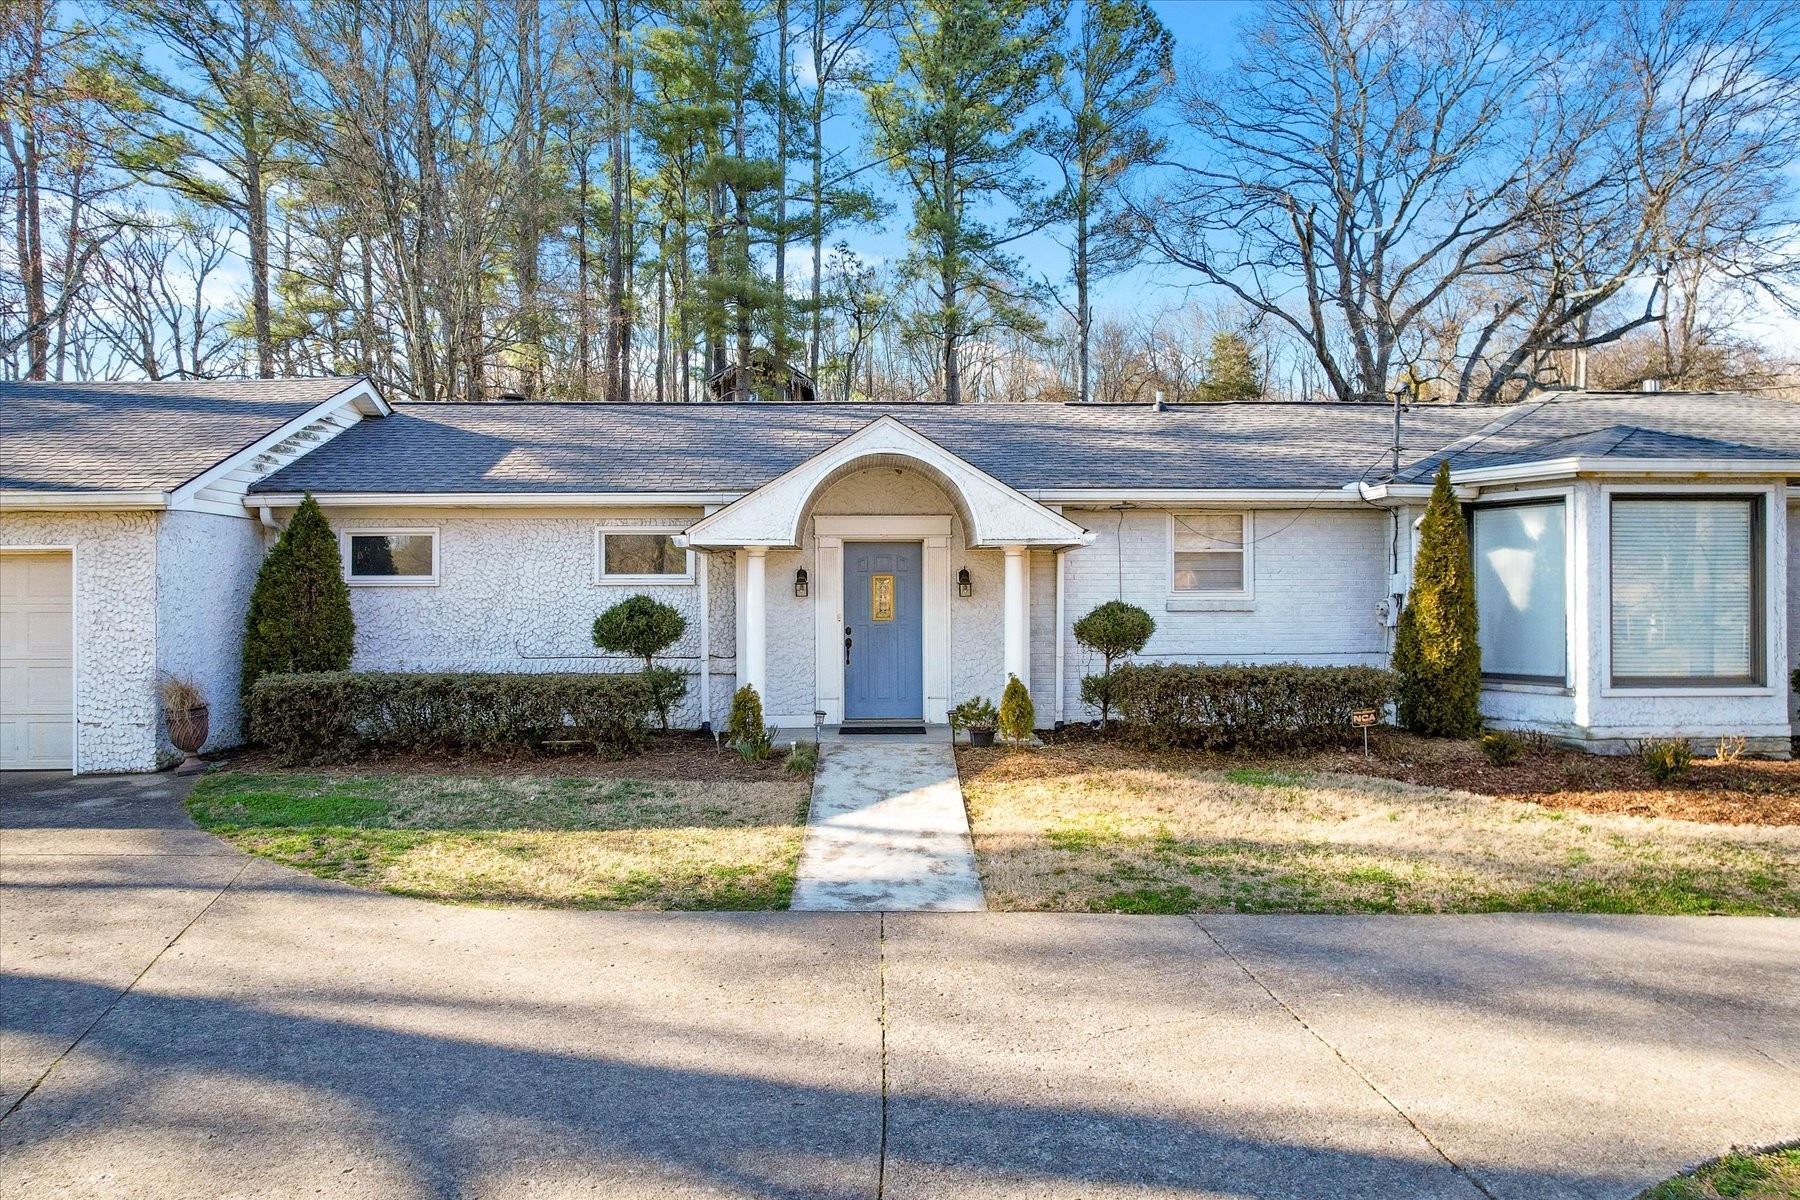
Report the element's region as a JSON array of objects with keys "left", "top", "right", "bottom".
[
  {"left": 1471, "top": 500, "right": 1567, "bottom": 683},
  {"left": 1610, "top": 496, "right": 1762, "bottom": 686},
  {"left": 597, "top": 530, "right": 690, "bottom": 583},
  {"left": 342, "top": 529, "right": 437, "bottom": 585},
  {"left": 1170, "top": 513, "right": 1249, "bottom": 594}
]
